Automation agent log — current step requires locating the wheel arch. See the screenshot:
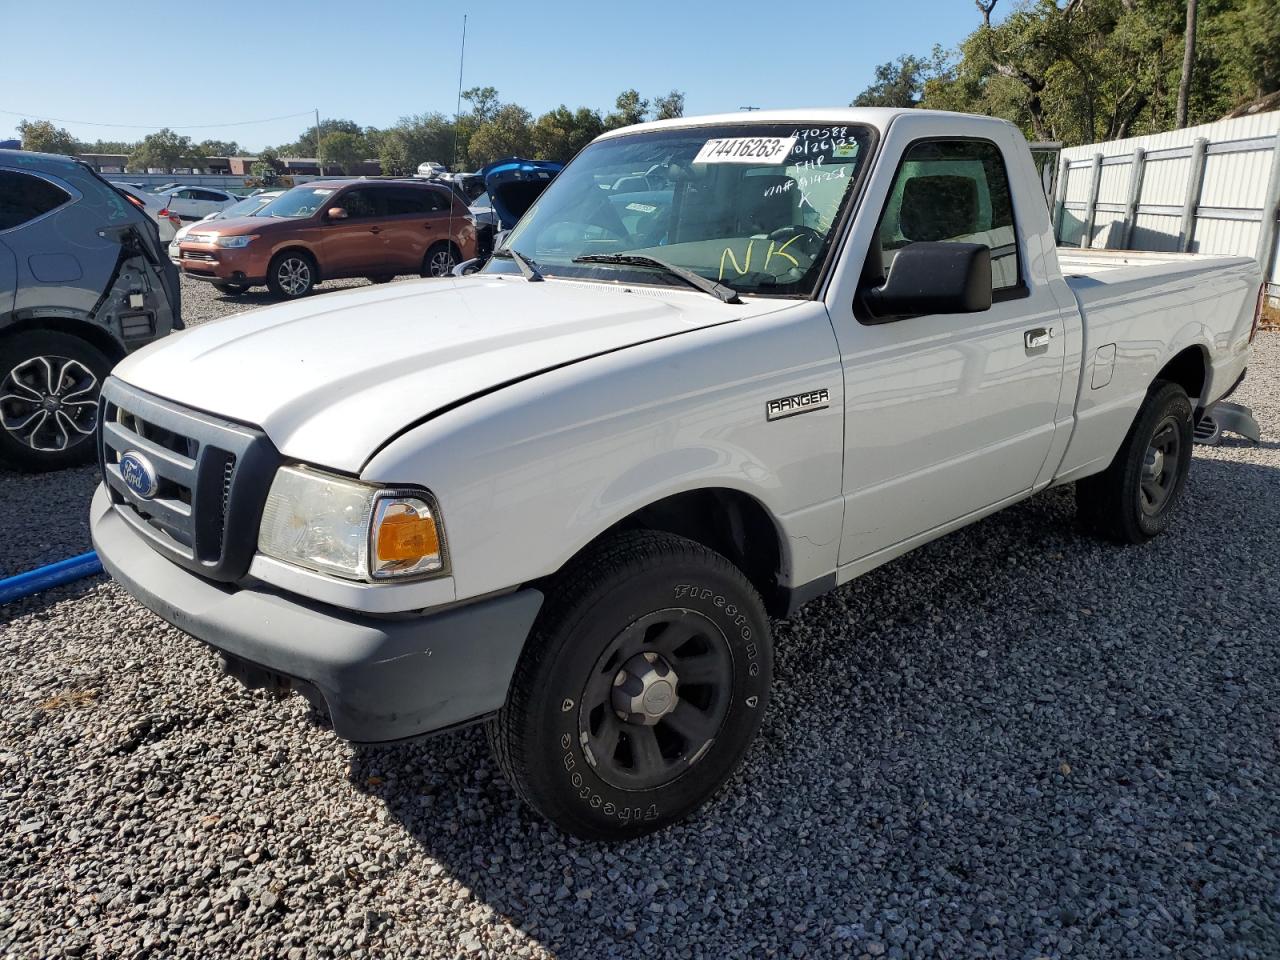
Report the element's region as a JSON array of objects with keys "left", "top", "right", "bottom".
[
  {"left": 542, "top": 486, "right": 792, "bottom": 617},
  {"left": 0, "top": 316, "right": 125, "bottom": 363},
  {"left": 1155, "top": 343, "right": 1209, "bottom": 409},
  {"left": 270, "top": 245, "right": 322, "bottom": 283}
]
